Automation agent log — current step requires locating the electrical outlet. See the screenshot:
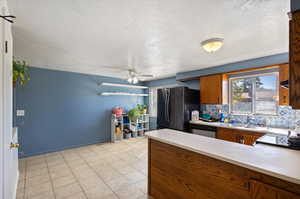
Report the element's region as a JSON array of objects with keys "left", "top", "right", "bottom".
[{"left": 16, "top": 110, "right": 25, "bottom": 116}]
